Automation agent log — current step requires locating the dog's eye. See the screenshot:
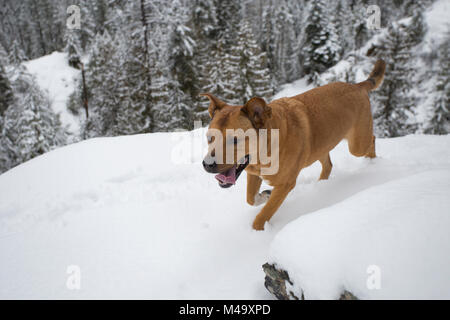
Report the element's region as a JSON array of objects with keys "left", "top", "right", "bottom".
[{"left": 207, "top": 136, "right": 214, "bottom": 144}]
